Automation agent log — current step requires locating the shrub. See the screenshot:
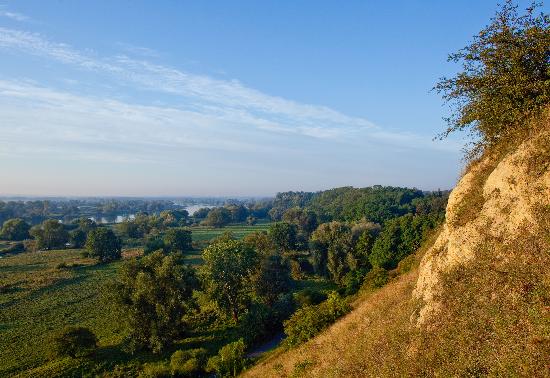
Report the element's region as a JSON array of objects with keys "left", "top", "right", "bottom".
[
  {"left": 362, "top": 266, "right": 389, "bottom": 290},
  {"left": 341, "top": 269, "right": 366, "bottom": 295},
  {"left": 170, "top": 348, "right": 207, "bottom": 377},
  {"left": 206, "top": 339, "right": 247, "bottom": 377},
  {"left": 48, "top": 326, "right": 97, "bottom": 358},
  {"left": 283, "top": 292, "right": 350, "bottom": 347}
]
